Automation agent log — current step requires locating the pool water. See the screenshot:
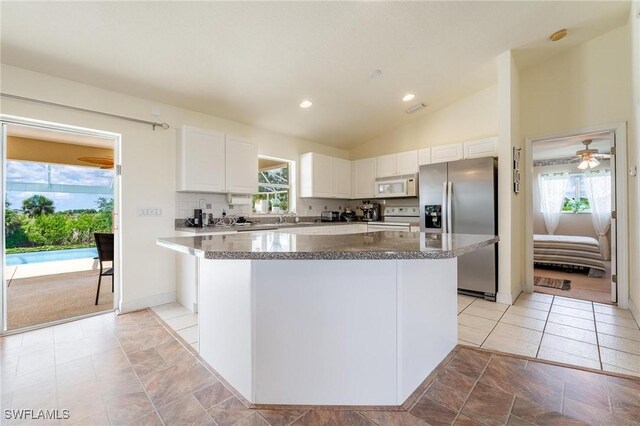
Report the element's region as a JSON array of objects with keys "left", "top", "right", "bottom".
[{"left": 6, "top": 247, "right": 98, "bottom": 266}]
